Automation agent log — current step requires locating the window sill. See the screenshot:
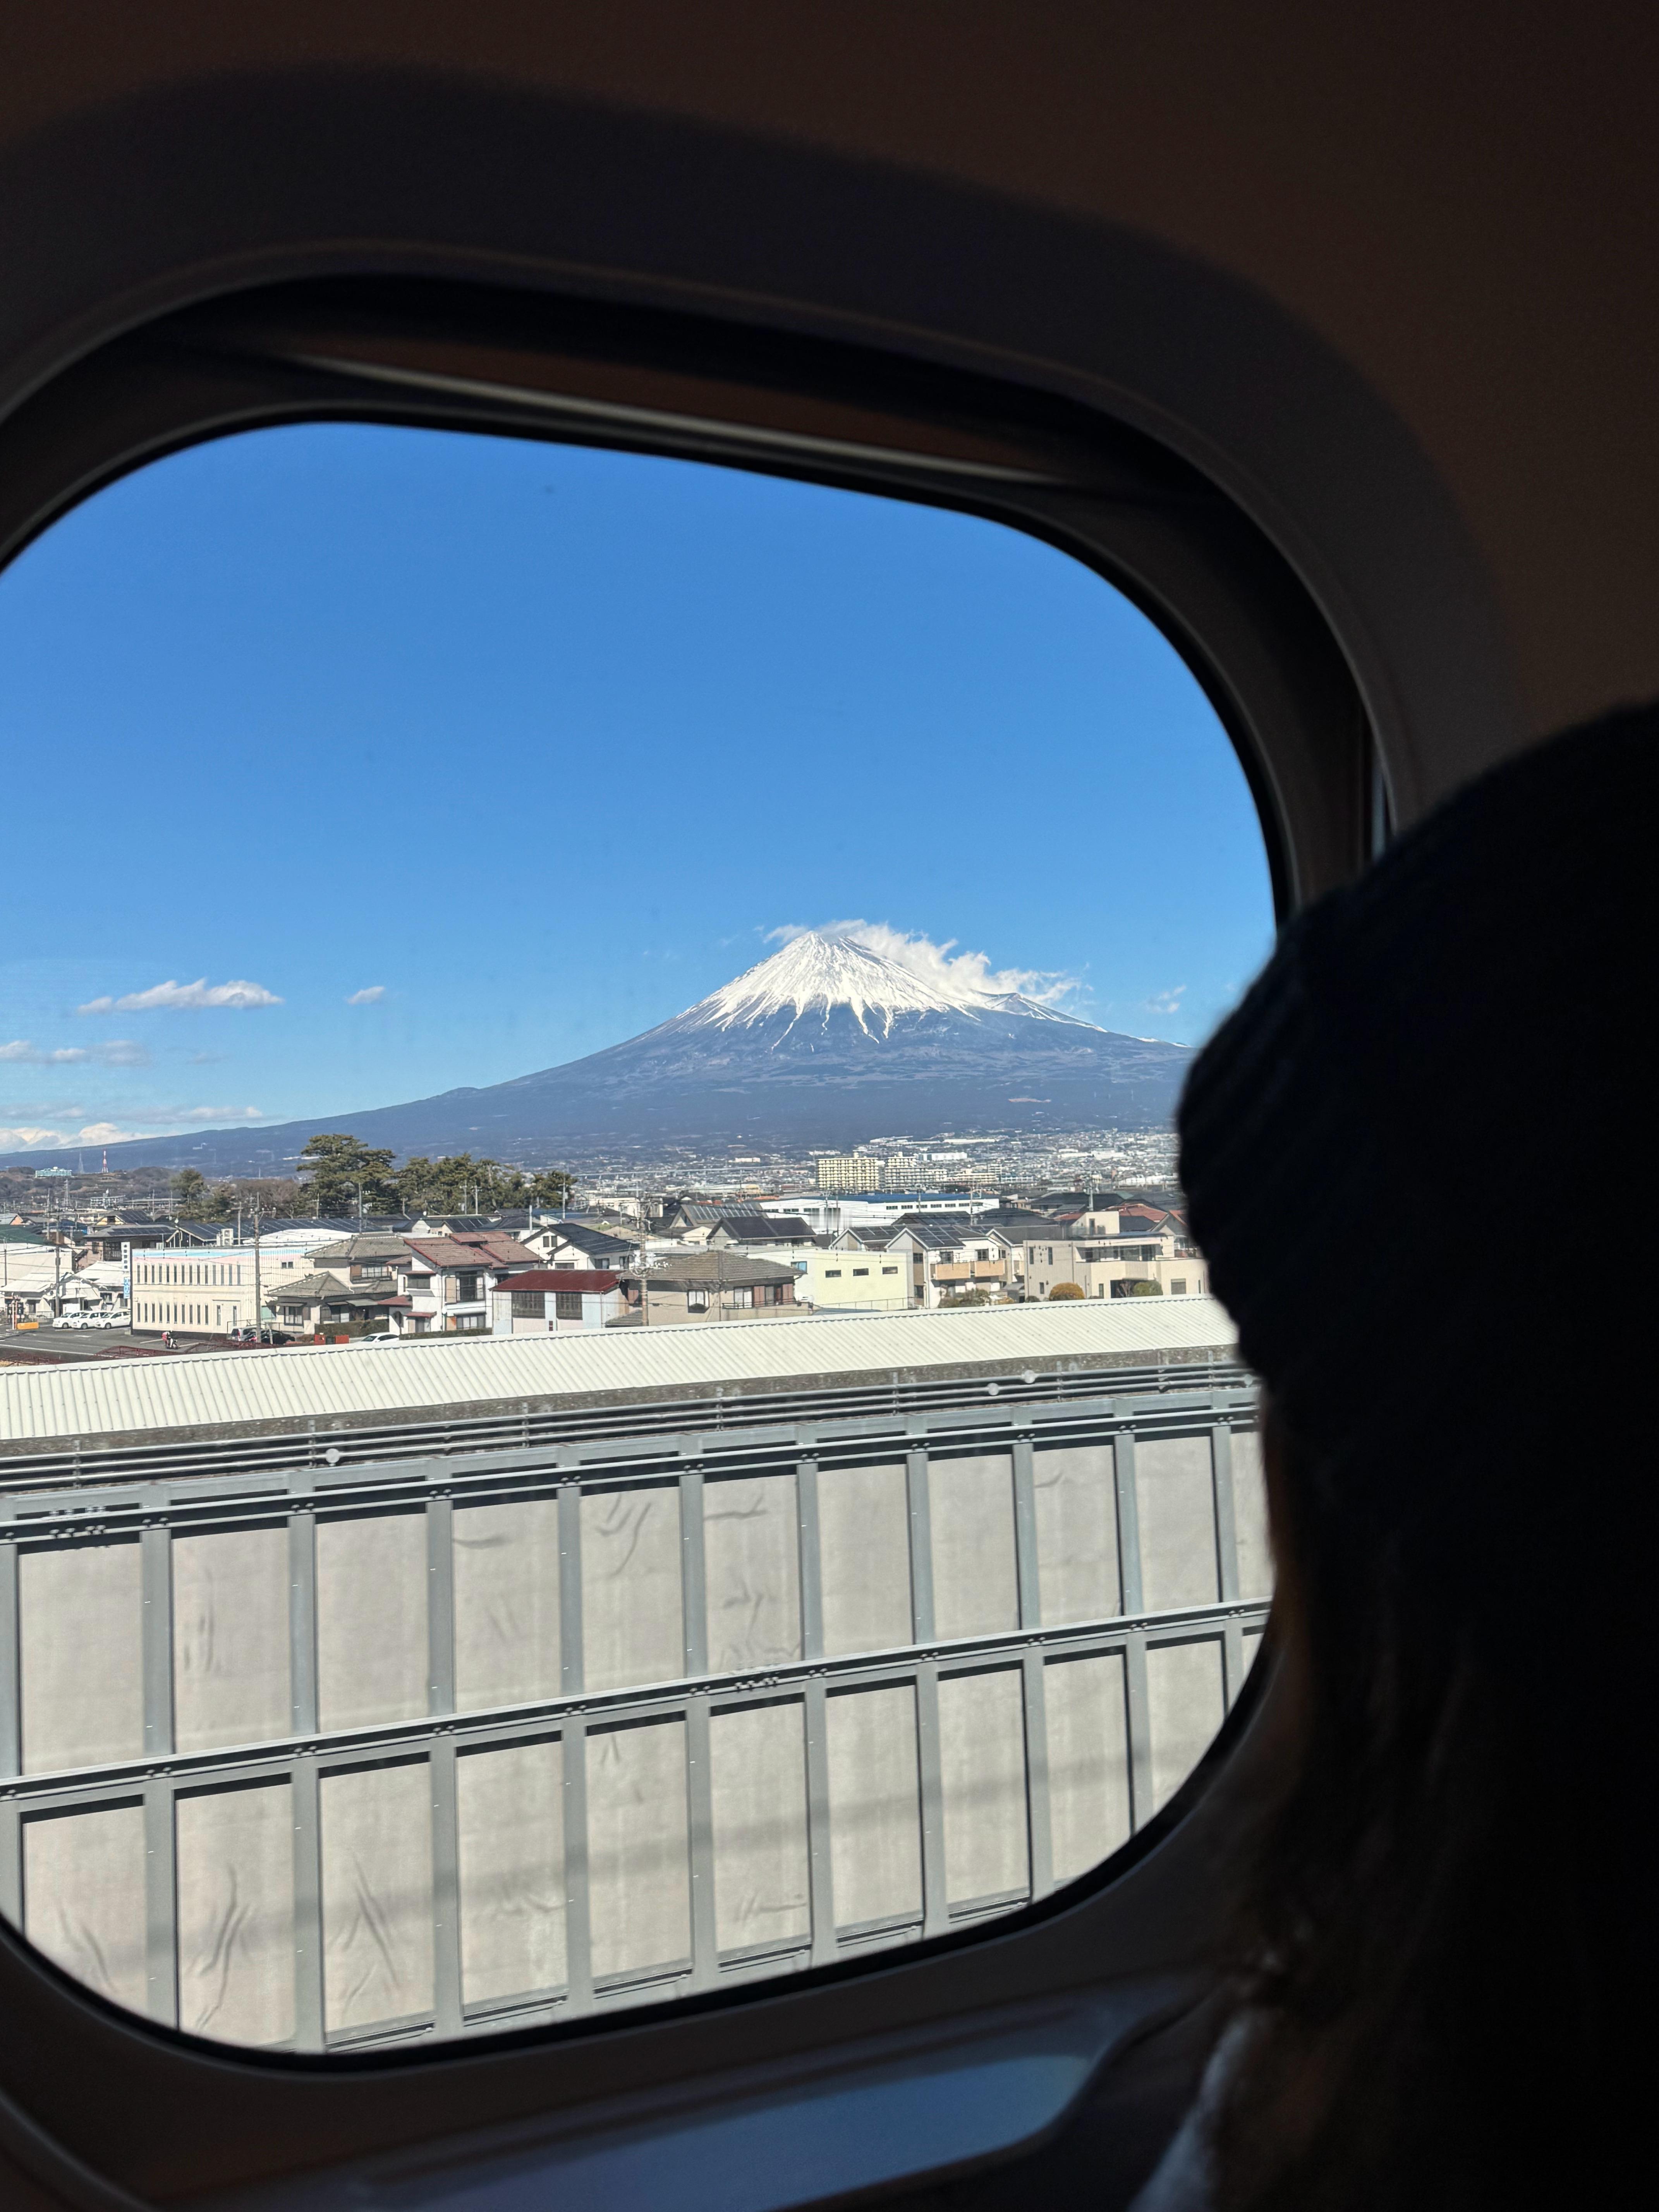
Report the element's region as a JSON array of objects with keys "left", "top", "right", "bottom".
[{"left": 197, "top": 1978, "right": 1191, "bottom": 2212}]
